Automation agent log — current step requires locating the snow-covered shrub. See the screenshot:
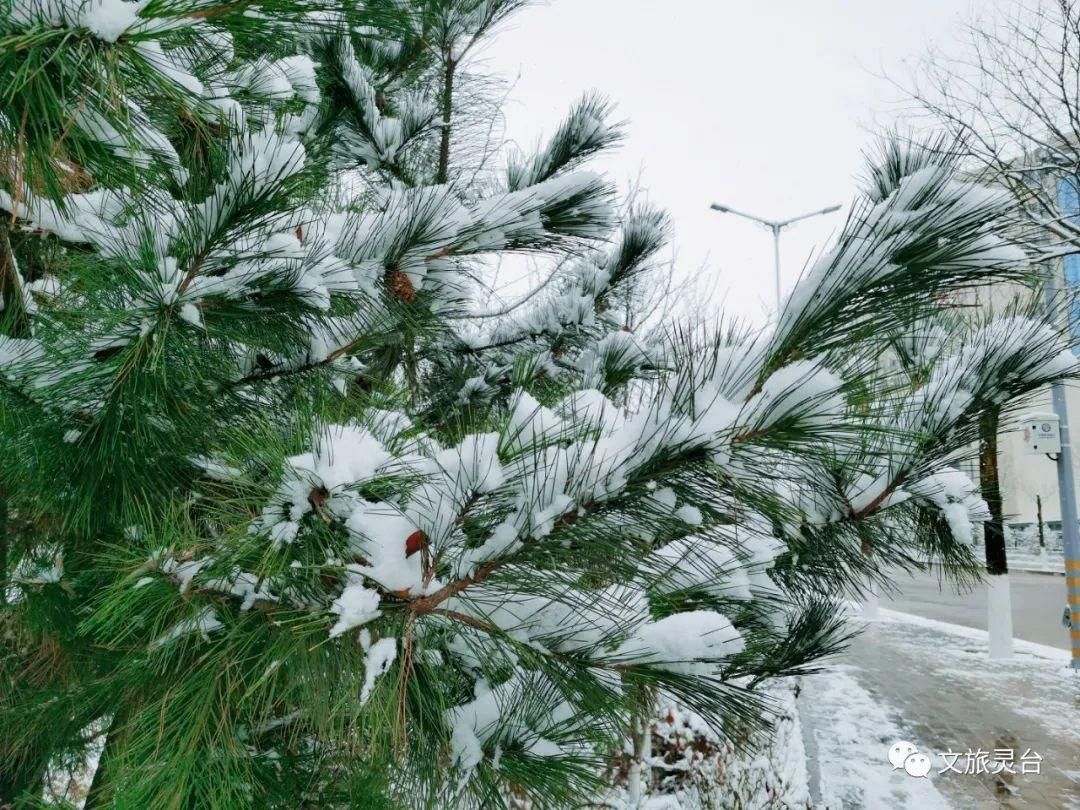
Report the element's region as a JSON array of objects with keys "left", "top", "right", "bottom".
[
  {"left": 605, "top": 685, "right": 811, "bottom": 810},
  {"left": 1005, "top": 523, "right": 1064, "bottom": 553}
]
